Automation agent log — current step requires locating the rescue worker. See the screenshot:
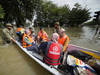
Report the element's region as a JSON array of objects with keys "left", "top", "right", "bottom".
[
  {"left": 39, "top": 33, "right": 63, "bottom": 66},
  {"left": 58, "top": 28, "right": 70, "bottom": 53},
  {"left": 23, "top": 29, "right": 33, "bottom": 48},
  {"left": 29, "top": 27, "right": 35, "bottom": 41},
  {"left": 2, "top": 23, "right": 15, "bottom": 43},
  {"left": 16, "top": 26, "right": 24, "bottom": 34},
  {"left": 37, "top": 27, "right": 48, "bottom": 43},
  {"left": 23, "top": 29, "right": 38, "bottom": 52},
  {"left": 16, "top": 26, "right": 25, "bottom": 42}
]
